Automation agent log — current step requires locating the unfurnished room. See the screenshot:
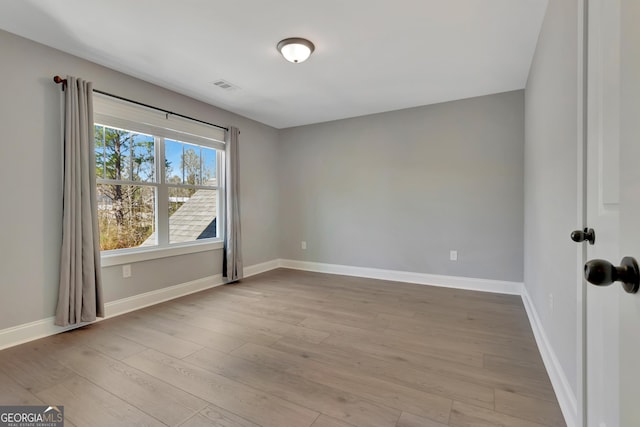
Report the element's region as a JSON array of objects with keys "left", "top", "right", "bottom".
[{"left": 1, "top": 1, "right": 639, "bottom": 427}]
